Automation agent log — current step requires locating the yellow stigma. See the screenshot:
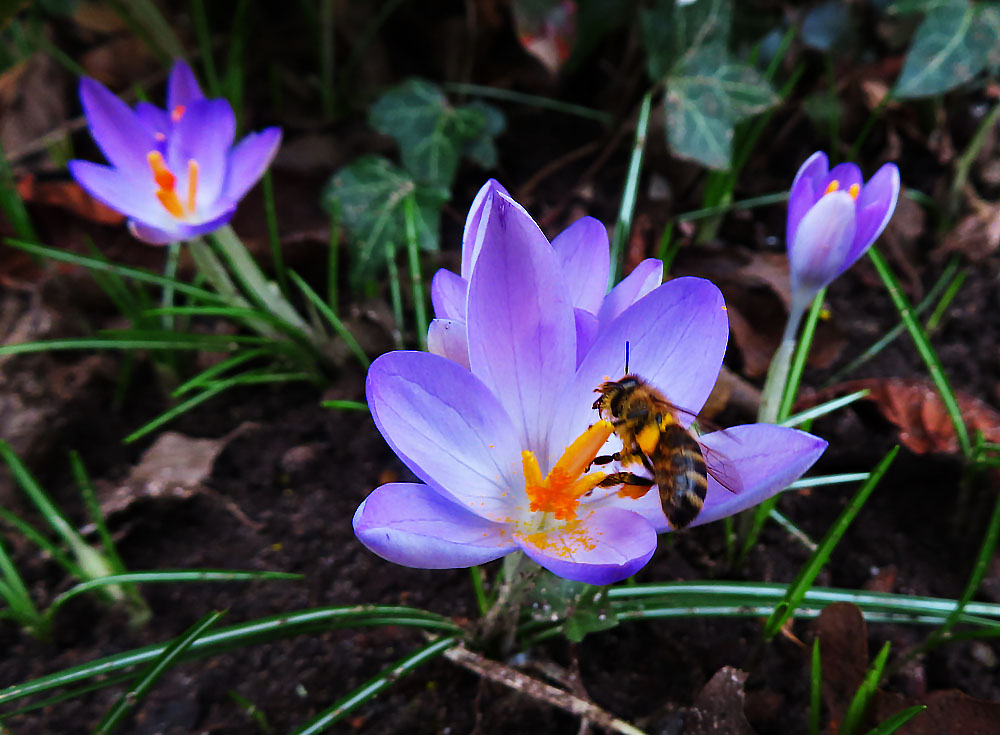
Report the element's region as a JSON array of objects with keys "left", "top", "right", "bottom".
[
  {"left": 848, "top": 183, "right": 860, "bottom": 199},
  {"left": 824, "top": 180, "right": 840, "bottom": 195},
  {"left": 146, "top": 151, "right": 199, "bottom": 220},
  {"left": 522, "top": 420, "right": 614, "bottom": 521}
]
